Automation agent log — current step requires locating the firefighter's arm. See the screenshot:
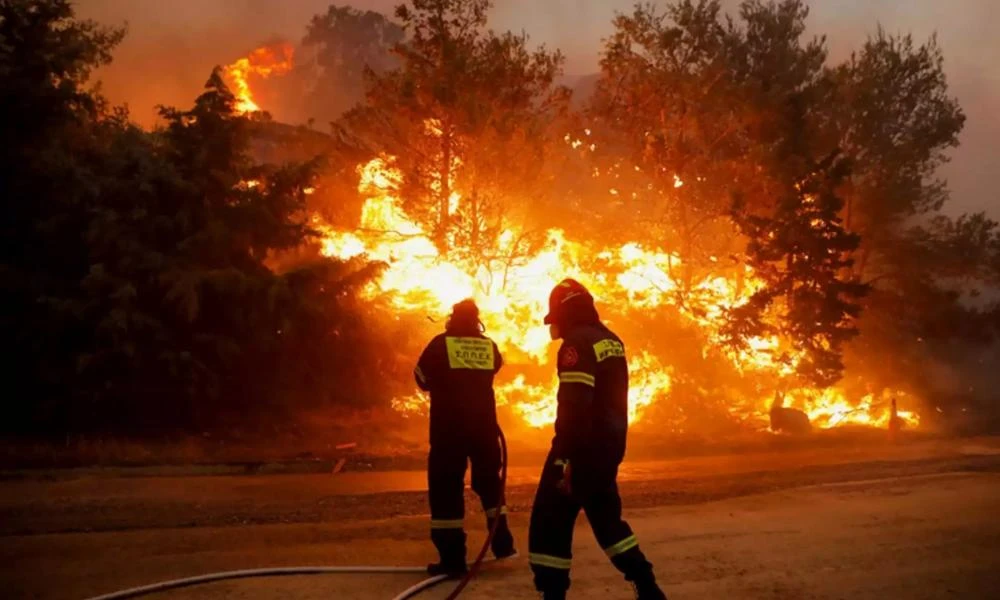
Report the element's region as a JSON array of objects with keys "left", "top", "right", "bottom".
[
  {"left": 552, "top": 339, "right": 596, "bottom": 463},
  {"left": 493, "top": 340, "right": 503, "bottom": 373},
  {"left": 414, "top": 337, "right": 441, "bottom": 391}
]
